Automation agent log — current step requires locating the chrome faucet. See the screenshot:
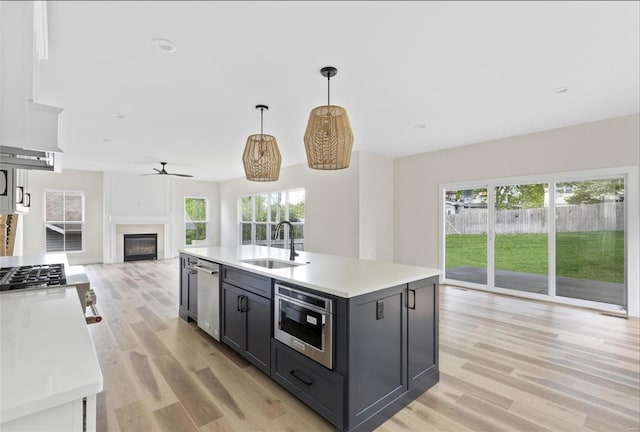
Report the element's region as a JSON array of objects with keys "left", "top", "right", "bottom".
[{"left": 274, "top": 221, "right": 299, "bottom": 261}]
